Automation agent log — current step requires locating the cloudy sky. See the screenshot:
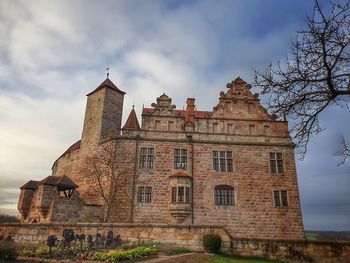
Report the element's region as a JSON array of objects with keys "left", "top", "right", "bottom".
[{"left": 0, "top": 0, "right": 349, "bottom": 231}]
